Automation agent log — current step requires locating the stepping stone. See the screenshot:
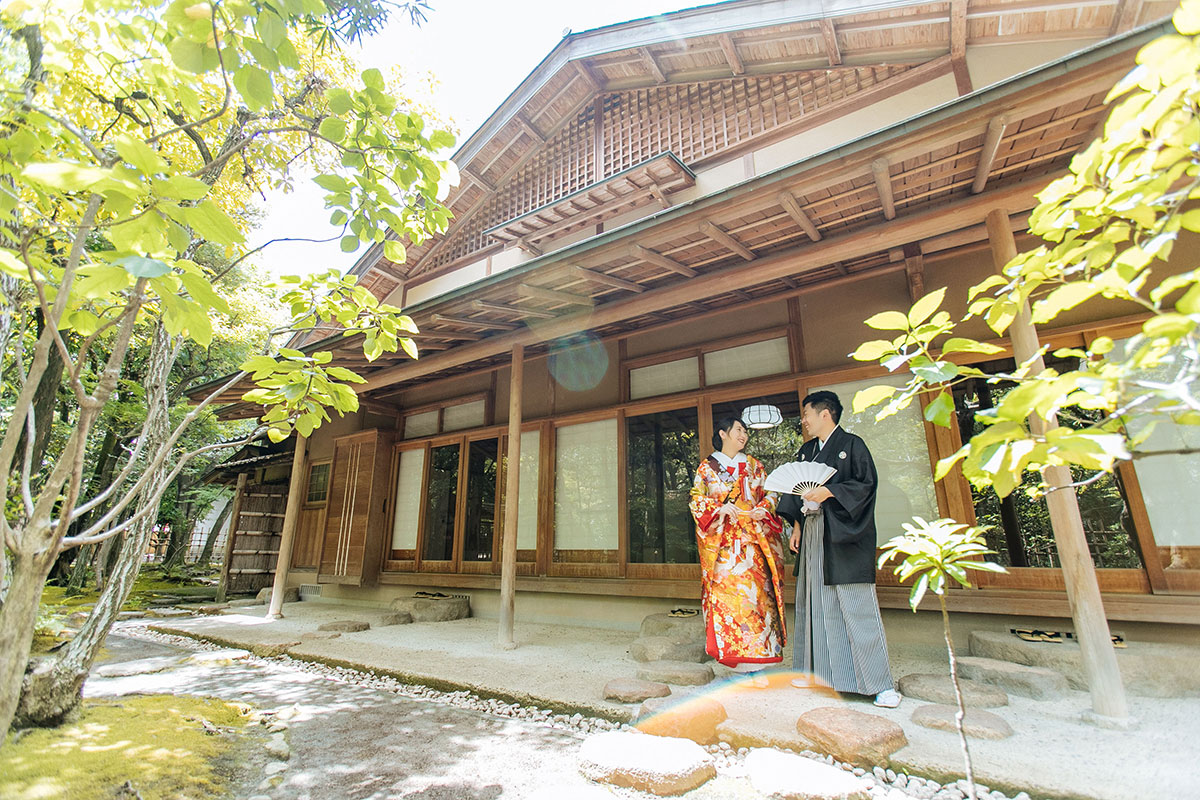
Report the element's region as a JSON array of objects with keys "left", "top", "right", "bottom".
[
  {"left": 117, "top": 610, "right": 146, "bottom": 619},
  {"left": 317, "top": 620, "right": 369, "bottom": 633},
  {"left": 636, "top": 695, "right": 726, "bottom": 745},
  {"left": 389, "top": 595, "right": 470, "bottom": 622},
  {"left": 746, "top": 747, "right": 872, "bottom": 800},
  {"left": 228, "top": 598, "right": 265, "bottom": 607},
  {"left": 249, "top": 641, "right": 300, "bottom": 658},
  {"left": 605, "top": 677, "right": 671, "bottom": 703},
  {"left": 301, "top": 631, "right": 341, "bottom": 641},
  {"left": 630, "top": 636, "right": 707, "bottom": 663},
  {"left": 196, "top": 604, "right": 230, "bottom": 615},
  {"left": 897, "top": 673, "right": 1008, "bottom": 708},
  {"left": 186, "top": 649, "right": 250, "bottom": 666},
  {"left": 95, "top": 655, "right": 186, "bottom": 678},
  {"left": 68, "top": 611, "right": 90, "bottom": 625},
  {"left": 257, "top": 586, "right": 300, "bottom": 604},
  {"left": 146, "top": 608, "right": 193, "bottom": 618},
  {"left": 796, "top": 707, "right": 908, "bottom": 767},
  {"left": 640, "top": 612, "right": 705, "bottom": 643},
  {"left": 957, "top": 656, "right": 1069, "bottom": 700},
  {"left": 911, "top": 703, "right": 1014, "bottom": 740},
  {"left": 637, "top": 661, "right": 714, "bottom": 686},
  {"left": 379, "top": 611, "right": 413, "bottom": 626},
  {"left": 148, "top": 594, "right": 183, "bottom": 605},
  {"left": 578, "top": 731, "right": 715, "bottom": 795}
]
